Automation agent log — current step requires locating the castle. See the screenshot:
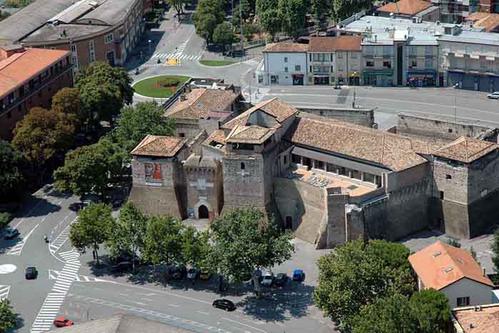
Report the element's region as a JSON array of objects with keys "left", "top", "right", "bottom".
[{"left": 129, "top": 86, "right": 499, "bottom": 248}]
